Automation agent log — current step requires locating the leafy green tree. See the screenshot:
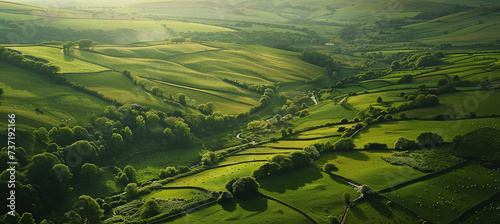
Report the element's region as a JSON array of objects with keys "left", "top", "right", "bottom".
[
  {"left": 80, "top": 163, "right": 101, "bottom": 182},
  {"left": 323, "top": 163, "right": 338, "bottom": 173},
  {"left": 376, "top": 97, "right": 382, "bottom": 103},
  {"left": 437, "top": 78, "right": 448, "bottom": 87},
  {"left": 394, "top": 137, "right": 418, "bottom": 150},
  {"left": 18, "top": 212, "right": 35, "bottom": 224},
  {"left": 64, "top": 210, "right": 82, "bottom": 224},
  {"left": 74, "top": 195, "right": 103, "bottom": 224},
  {"left": 110, "top": 133, "right": 124, "bottom": 150},
  {"left": 178, "top": 93, "right": 187, "bottom": 106},
  {"left": 140, "top": 199, "right": 161, "bottom": 218},
  {"left": 78, "top": 39, "right": 94, "bottom": 49},
  {"left": 342, "top": 192, "right": 351, "bottom": 204},
  {"left": 125, "top": 183, "right": 139, "bottom": 199},
  {"left": 289, "top": 151, "right": 311, "bottom": 167},
  {"left": 123, "top": 165, "right": 137, "bottom": 183},
  {"left": 120, "top": 126, "right": 133, "bottom": 142},
  {"left": 333, "top": 138, "right": 355, "bottom": 151},
  {"left": 231, "top": 177, "right": 259, "bottom": 196},
  {"left": 303, "top": 145, "right": 320, "bottom": 158}
]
